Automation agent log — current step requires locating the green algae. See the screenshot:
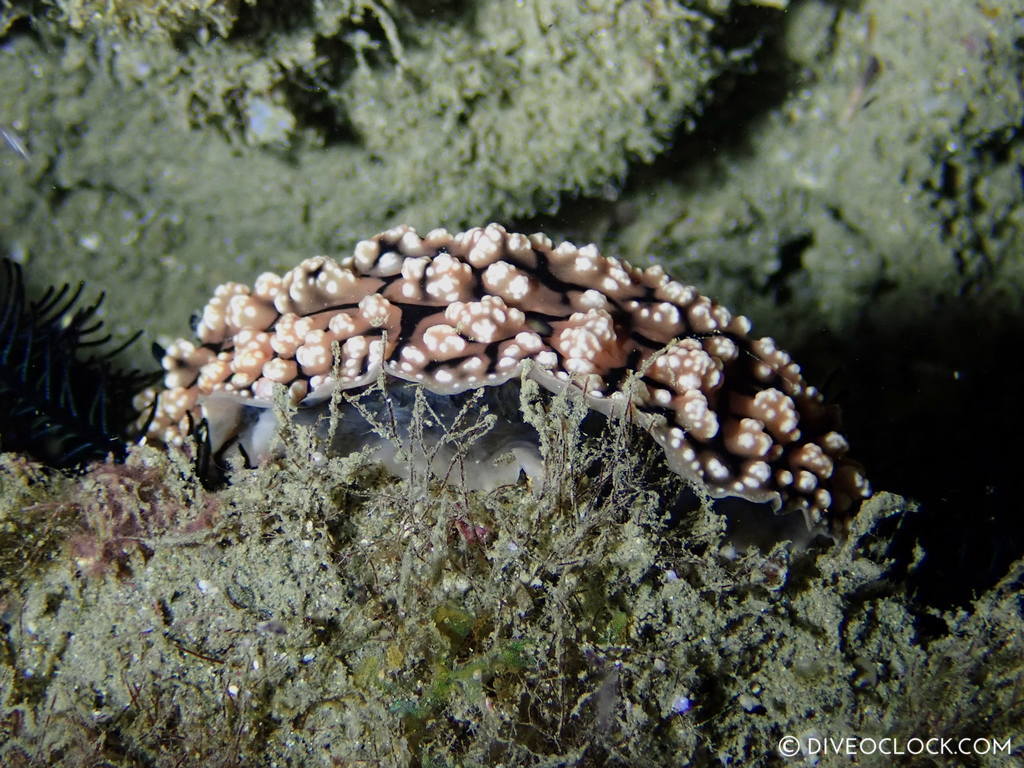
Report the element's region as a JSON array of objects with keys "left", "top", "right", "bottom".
[
  {"left": 3, "top": 0, "right": 1018, "bottom": 380},
  {"left": 0, "top": 0, "right": 1019, "bottom": 350},
  {"left": 594, "top": 0, "right": 1024, "bottom": 348},
  {"left": 0, "top": 456, "right": 76, "bottom": 600},
  {"left": 0, "top": 0, "right": 741, "bottom": 341},
  {"left": 1, "top": 382, "right": 1021, "bottom": 766},
  {"left": 50, "top": 0, "right": 252, "bottom": 39}
]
